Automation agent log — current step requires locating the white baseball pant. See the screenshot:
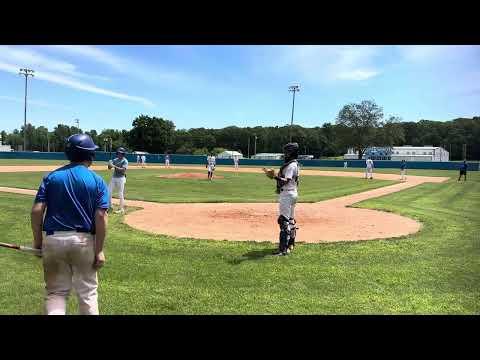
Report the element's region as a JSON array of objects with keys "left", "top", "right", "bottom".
[
  {"left": 279, "top": 190, "right": 298, "bottom": 219},
  {"left": 365, "top": 167, "right": 373, "bottom": 179},
  {"left": 400, "top": 169, "right": 406, "bottom": 180},
  {"left": 42, "top": 232, "right": 99, "bottom": 315},
  {"left": 109, "top": 176, "right": 126, "bottom": 209}
]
